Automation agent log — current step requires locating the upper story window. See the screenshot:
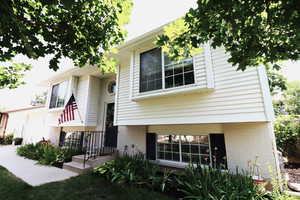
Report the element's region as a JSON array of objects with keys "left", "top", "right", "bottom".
[
  {"left": 139, "top": 48, "right": 194, "bottom": 93},
  {"left": 164, "top": 54, "right": 194, "bottom": 89},
  {"left": 49, "top": 81, "right": 68, "bottom": 109},
  {"left": 140, "top": 48, "right": 162, "bottom": 92}
]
